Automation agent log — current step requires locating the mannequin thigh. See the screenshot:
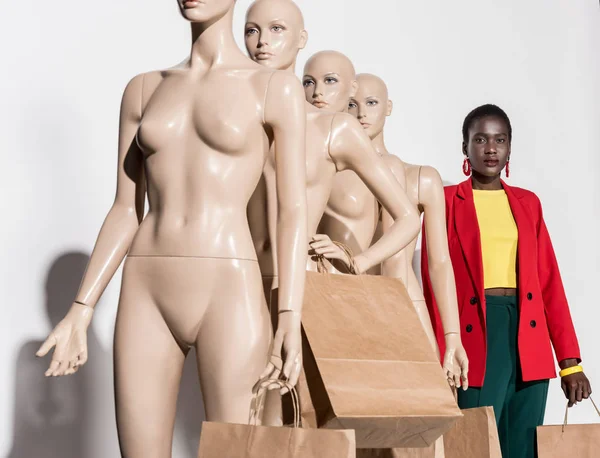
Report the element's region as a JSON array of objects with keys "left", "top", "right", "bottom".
[
  {"left": 114, "top": 258, "right": 188, "bottom": 458},
  {"left": 195, "top": 258, "right": 280, "bottom": 424}
]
